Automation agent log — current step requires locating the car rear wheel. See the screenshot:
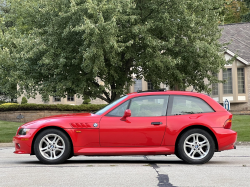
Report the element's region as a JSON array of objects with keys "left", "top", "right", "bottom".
[
  {"left": 177, "top": 128, "right": 215, "bottom": 164},
  {"left": 34, "top": 129, "right": 71, "bottom": 164}
]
